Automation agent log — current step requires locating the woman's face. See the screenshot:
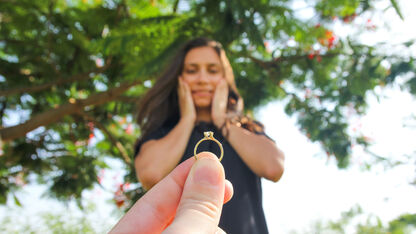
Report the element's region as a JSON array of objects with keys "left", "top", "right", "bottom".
[{"left": 181, "top": 46, "right": 224, "bottom": 108}]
